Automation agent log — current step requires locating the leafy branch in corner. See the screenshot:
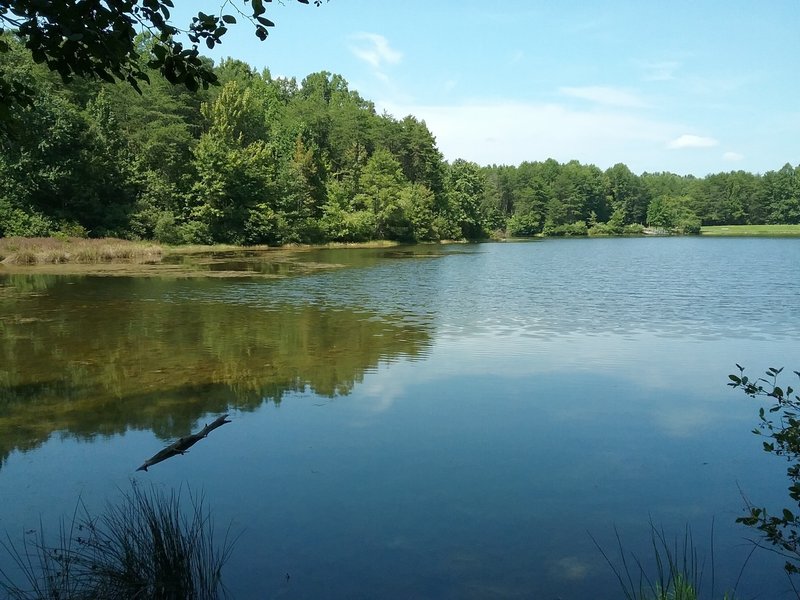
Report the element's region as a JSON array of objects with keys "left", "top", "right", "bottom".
[
  {"left": 0, "top": 0, "right": 328, "bottom": 114},
  {"left": 729, "top": 365, "right": 800, "bottom": 575}
]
